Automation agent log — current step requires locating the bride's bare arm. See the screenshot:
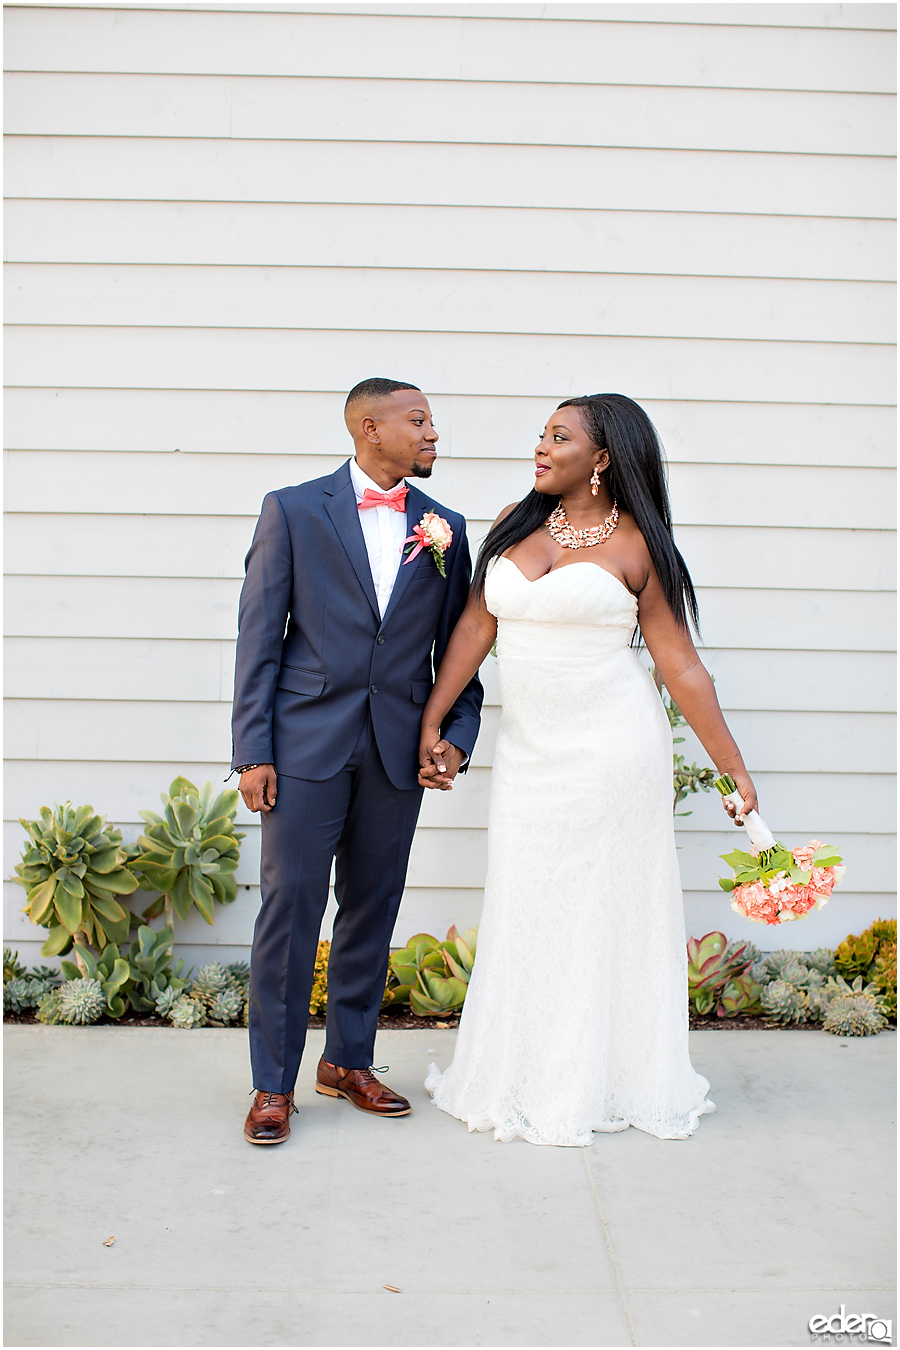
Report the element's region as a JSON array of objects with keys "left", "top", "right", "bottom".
[
  {"left": 419, "top": 585, "right": 498, "bottom": 789},
  {"left": 637, "top": 565, "right": 758, "bottom": 821}
]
